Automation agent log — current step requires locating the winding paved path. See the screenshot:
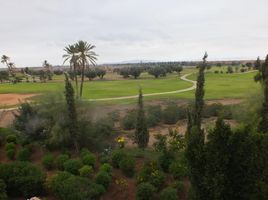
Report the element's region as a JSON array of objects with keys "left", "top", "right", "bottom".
[{"left": 85, "top": 73, "right": 196, "bottom": 102}]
